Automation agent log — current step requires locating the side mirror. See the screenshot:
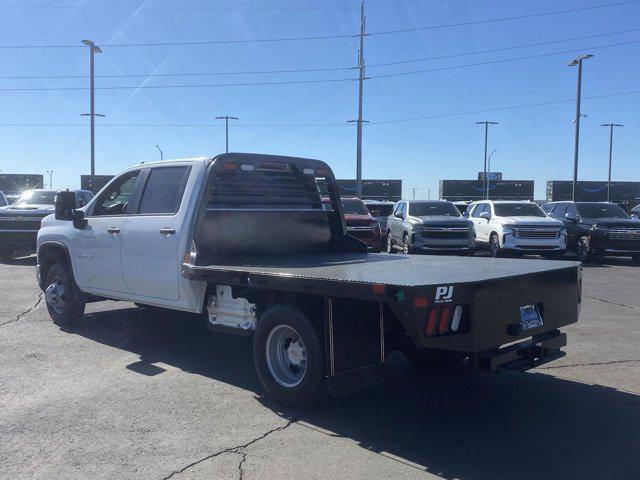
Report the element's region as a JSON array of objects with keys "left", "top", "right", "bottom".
[
  {"left": 73, "top": 209, "right": 87, "bottom": 230},
  {"left": 565, "top": 212, "right": 578, "bottom": 222},
  {"left": 55, "top": 191, "right": 76, "bottom": 221},
  {"left": 479, "top": 211, "right": 491, "bottom": 220}
]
